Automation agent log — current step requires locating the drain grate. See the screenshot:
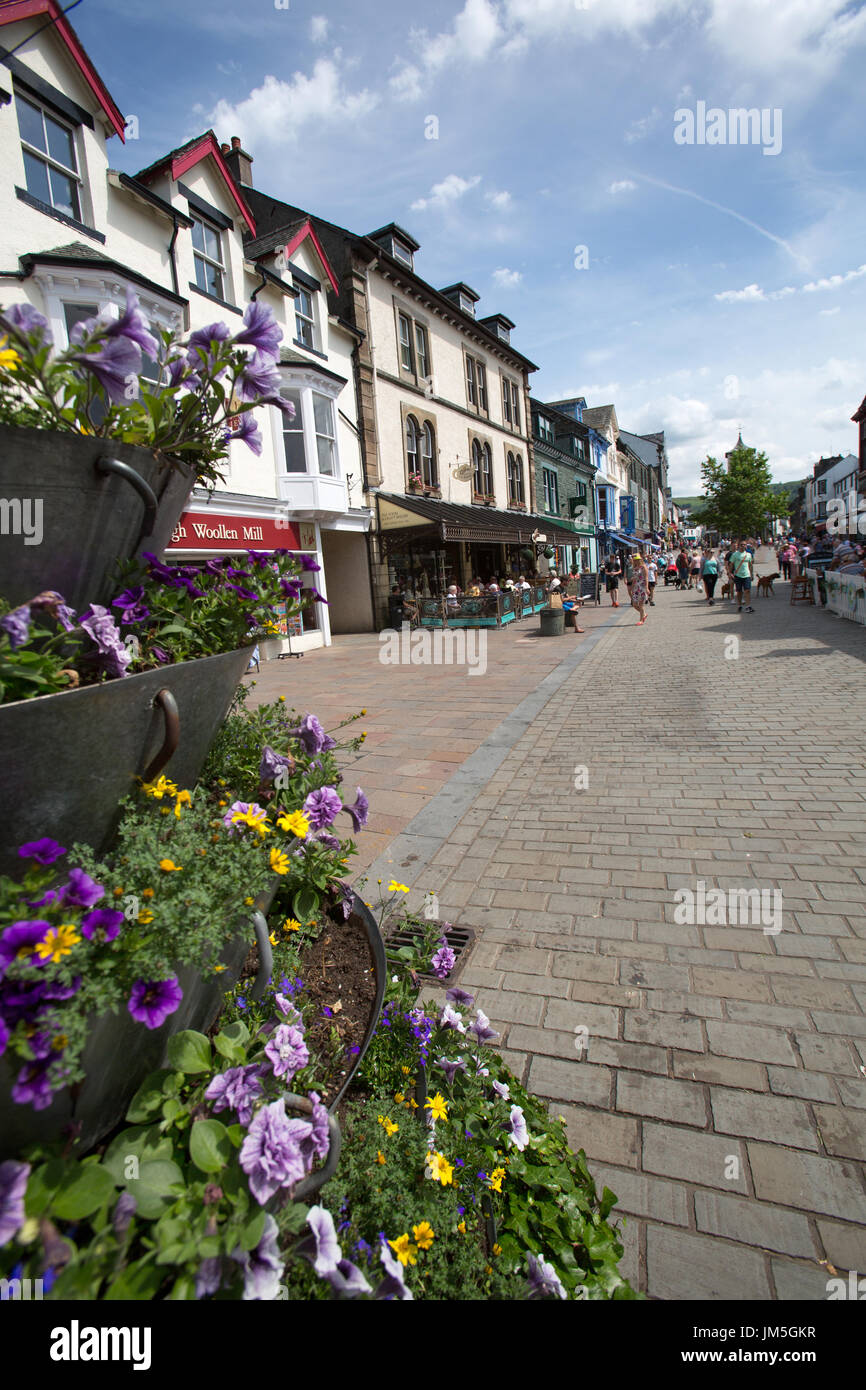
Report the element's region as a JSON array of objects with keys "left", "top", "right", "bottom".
[{"left": 387, "top": 923, "right": 475, "bottom": 984}]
